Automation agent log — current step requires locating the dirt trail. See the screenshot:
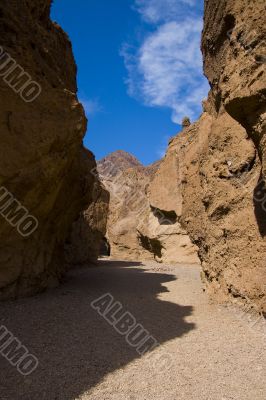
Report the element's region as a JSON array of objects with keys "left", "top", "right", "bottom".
[{"left": 0, "top": 260, "right": 265, "bottom": 400}]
